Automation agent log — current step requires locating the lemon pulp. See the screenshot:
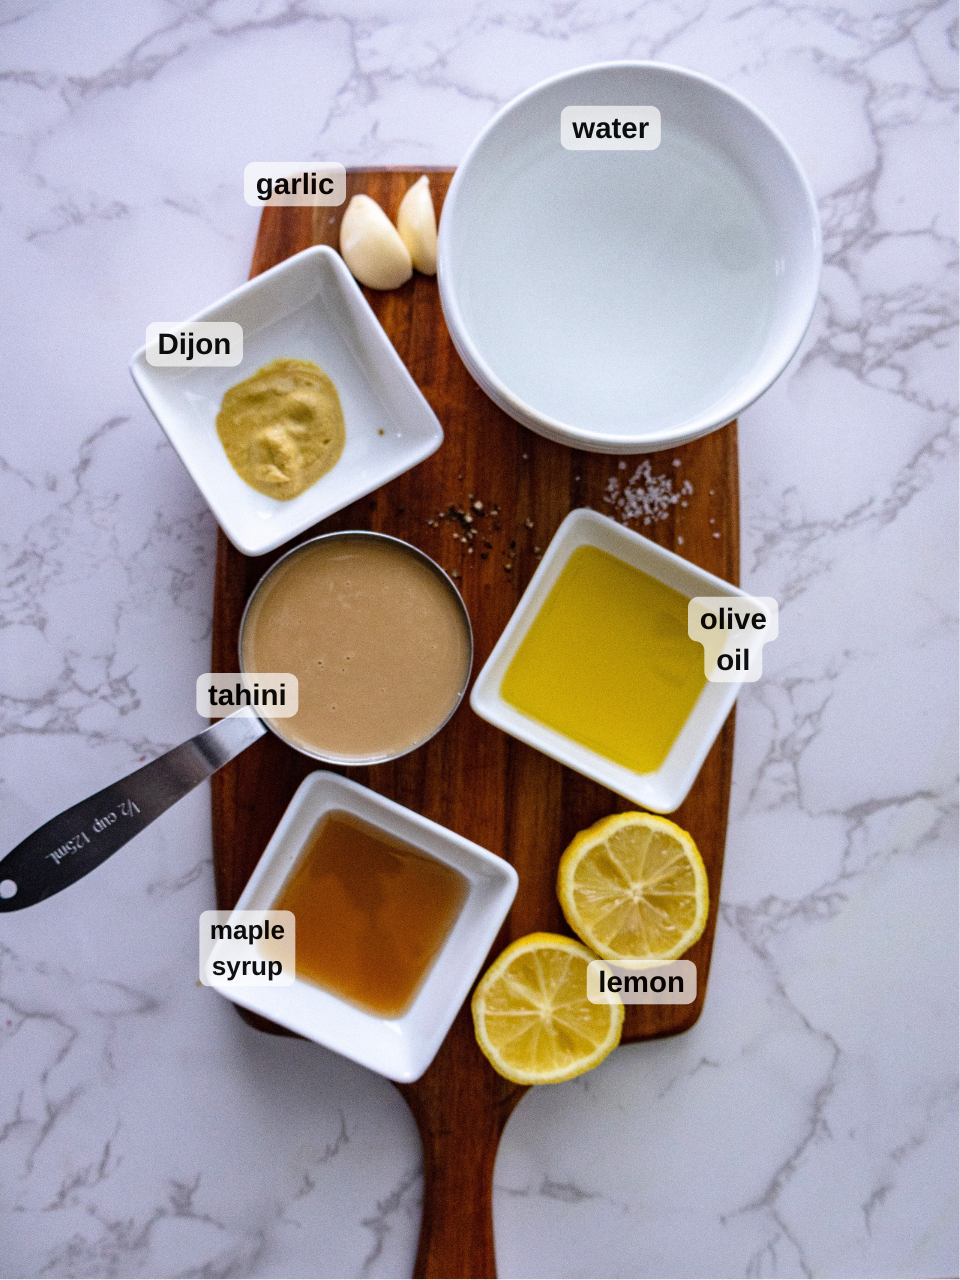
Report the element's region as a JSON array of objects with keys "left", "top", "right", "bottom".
[
  {"left": 472, "top": 933, "right": 623, "bottom": 1085},
  {"left": 557, "top": 812, "right": 709, "bottom": 967}
]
